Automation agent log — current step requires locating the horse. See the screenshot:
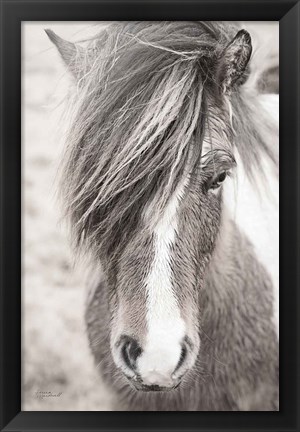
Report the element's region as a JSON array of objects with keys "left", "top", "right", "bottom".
[{"left": 46, "top": 21, "right": 279, "bottom": 411}]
